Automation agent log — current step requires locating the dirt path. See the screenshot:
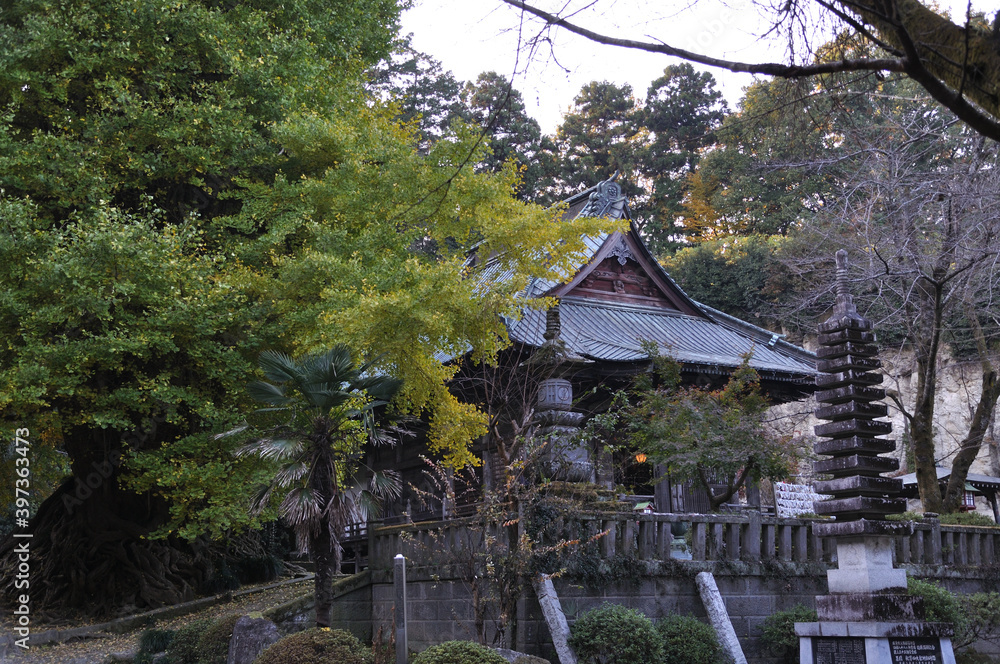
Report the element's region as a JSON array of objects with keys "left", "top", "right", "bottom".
[{"left": 1, "top": 577, "right": 312, "bottom": 664}]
